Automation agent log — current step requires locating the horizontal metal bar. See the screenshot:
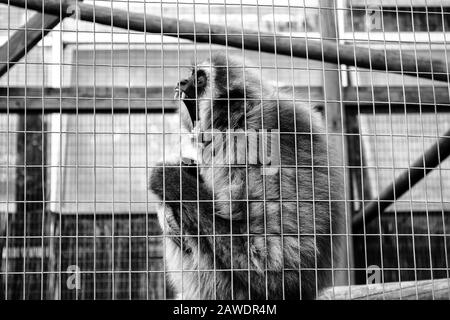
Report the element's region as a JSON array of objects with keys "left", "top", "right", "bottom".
[
  {"left": 2, "top": 0, "right": 449, "bottom": 82},
  {"left": 352, "top": 127, "right": 450, "bottom": 230},
  {"left": 0, "top": 86, "right": 449, "bottom": 114},
  {"left": 343, "top": 86, "right": 450, "bottom": 111},
  {"left": 0, "top": 87, "right": 178, "bottom": 113}
]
